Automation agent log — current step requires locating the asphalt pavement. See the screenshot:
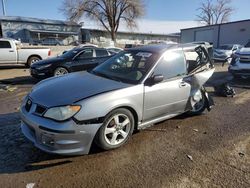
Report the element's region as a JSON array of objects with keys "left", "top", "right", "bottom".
[{"left": 0, "top": 64, "right": 249, "bottom": 188}]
